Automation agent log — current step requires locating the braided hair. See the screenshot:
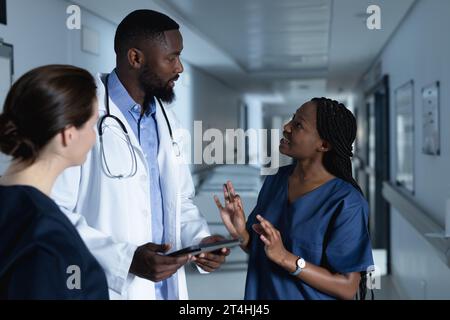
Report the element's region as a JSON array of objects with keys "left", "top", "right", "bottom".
[
  {"left": 312, "top": 97, "right": 362, "bottom": 194},
  {"left": 311, "top": 97, "right": 373, "bottom": 300}
]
